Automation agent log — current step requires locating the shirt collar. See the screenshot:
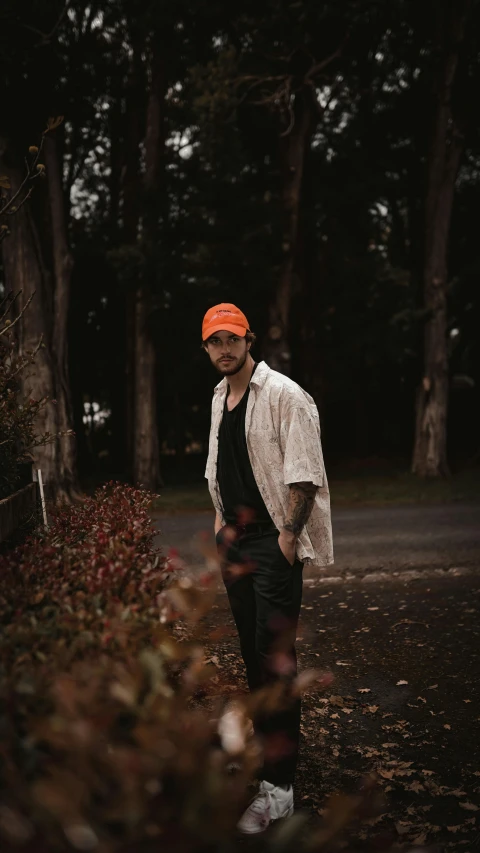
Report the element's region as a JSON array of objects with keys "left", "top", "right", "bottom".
[{"left": 213, "top": 360, "right": 270, "bottom": 395}]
